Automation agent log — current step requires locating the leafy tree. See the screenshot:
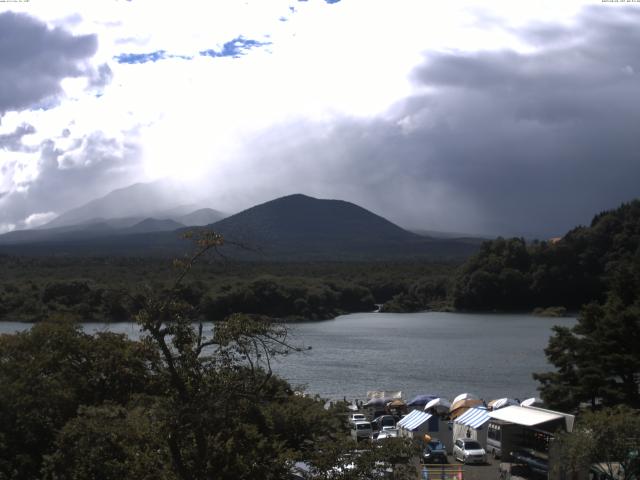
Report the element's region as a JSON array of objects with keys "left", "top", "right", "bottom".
[
  {"left": 452, "top": 200, "right": 640, "bottom": 312},
  {"left": 0, "top": 321, "right": 155, "bottom": 479},
  {"left": 42, "top": 402, "right": 173, "bottom": 480},
  {"left": 551, "top": 406, "right": 640, "bottom": 480},
  {"left": 120, "top": 230, "right": 417, "bottom": 479},
  {"left": 534, "top": 255, "right": 640, "bottom": 411}
]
